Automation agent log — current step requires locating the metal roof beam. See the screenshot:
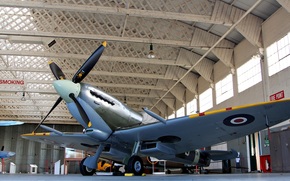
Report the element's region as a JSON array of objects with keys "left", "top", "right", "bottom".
[
  {"left": 0, "top": 30, "right": 192, "bottom": 48},
  {"left": 0, "top": 67, "right": 172, "bottom": 80},
  {"left": 0, "top": 49, "right": 178, "bottom": 66},
  {"left": 0, "top": 88, "right": 171, "bottom": 99},
  {"left": 0, "top": 0, "right": 228, "bottom": 25}
]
